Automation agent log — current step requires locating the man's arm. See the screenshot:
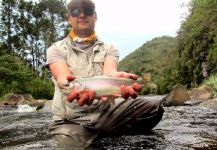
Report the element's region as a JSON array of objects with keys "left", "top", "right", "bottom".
[
  {"left": 49, "top": 61, "right": 72, "bottom": 88},
  {"left": 103, "top": 57, "right": 118, "bottom": 76},
  {"left": 103, "top": 58, "right": 141, "bottom": 100},
  {"left": 48, "top": 61, "right": 95, "bottom": 106}
]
